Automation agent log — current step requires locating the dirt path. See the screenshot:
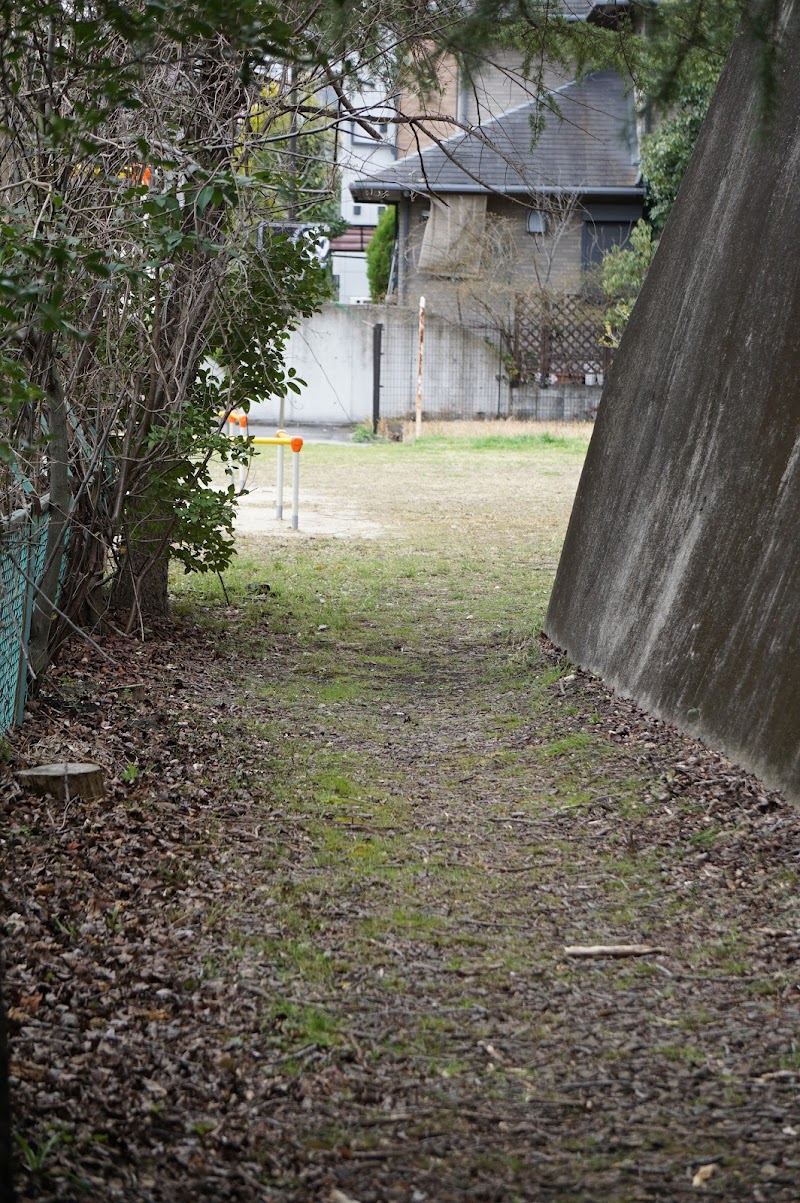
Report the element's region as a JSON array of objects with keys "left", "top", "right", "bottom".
[{"left": 4, "top": 434, "right": 800, "bottom": 1202}]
